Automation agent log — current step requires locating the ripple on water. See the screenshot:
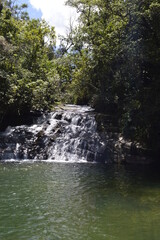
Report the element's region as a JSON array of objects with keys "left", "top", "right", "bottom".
[{"left": 0, "top": 163, "right": 160, "bottom": 240}]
